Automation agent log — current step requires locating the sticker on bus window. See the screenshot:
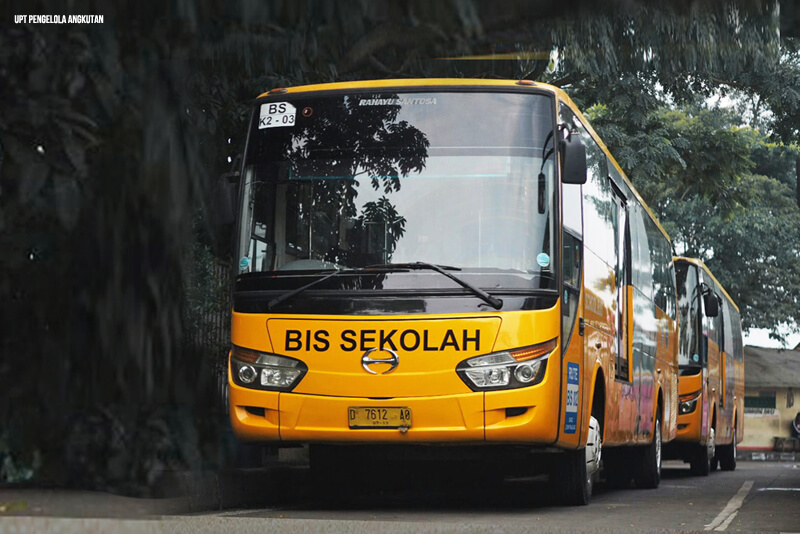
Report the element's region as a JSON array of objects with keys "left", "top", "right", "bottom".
[
  {"left": 537, "top": 253, "right": 550, "bottom": 267},
  {"left": 259, "top": 102, "right": 296, "bottom": 129},
  {"left": 564, "top": 362, "right": 579, "bottom": 434}
]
